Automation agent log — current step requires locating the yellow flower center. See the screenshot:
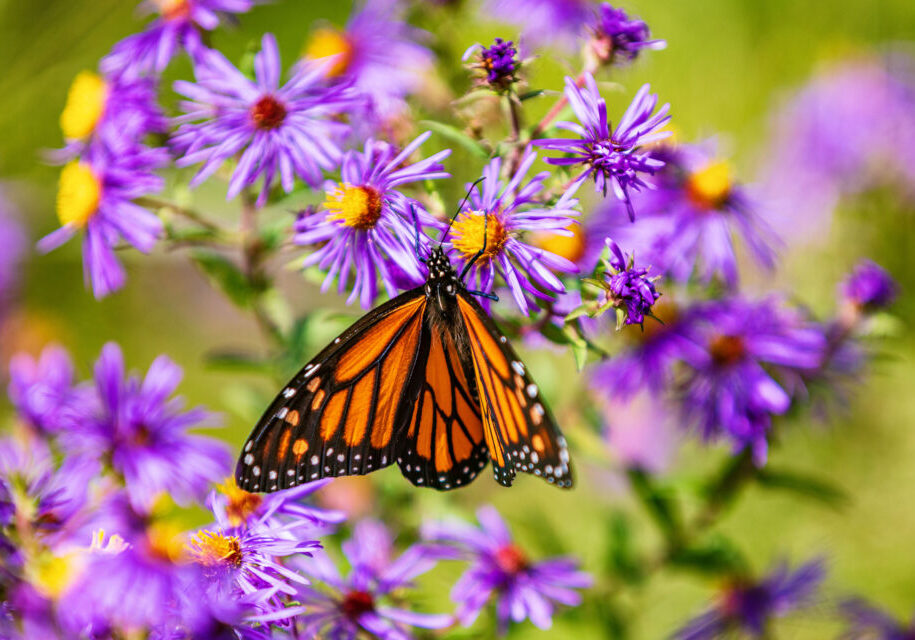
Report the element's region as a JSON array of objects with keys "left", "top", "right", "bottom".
[
  {"left": 685, "top": 161, "right": 732, "bottom": 210},
  {"left": 145, "top": 522, "right": 186, "bottom": 563},
  {"left": 304, "top": 27, "right": 354, "bottom": 77},
  {"left": 216, "top": 477, "right": 263, "bottom": 527},
  {"left": 450, "top": 210, "right": 509, "bottom": 263},
  {"left": 324, "top": 183, "right": 383, "bottom": 230},
  {"left": 60, "top": 71, "right": 107, "bottom": 140},
  {"left": 25, "top": 551, "right": 83, "bottom": 599},
  {"left": 187, "top": 530, "right": 244, "bottom": 569},
  {"left": 155, "top": 0, "right": 191, "bottom": 21},
  {"left": 532, "top": 223, "right": 585, "bottom": 264},
  {"left": 57, "top": 162, "right": 102, "bottom": 228}
]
